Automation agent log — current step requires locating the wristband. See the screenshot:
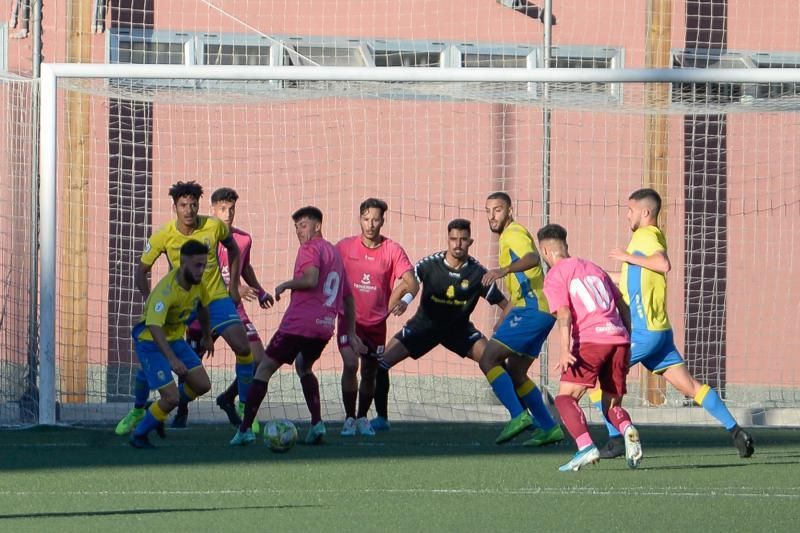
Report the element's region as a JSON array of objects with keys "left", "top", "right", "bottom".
[
  {"left": 258, "top": 289, "right": 269, "bottom": 302},
  {"left": 401, "top": 292, "right": 414, "bottom": 305}
]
